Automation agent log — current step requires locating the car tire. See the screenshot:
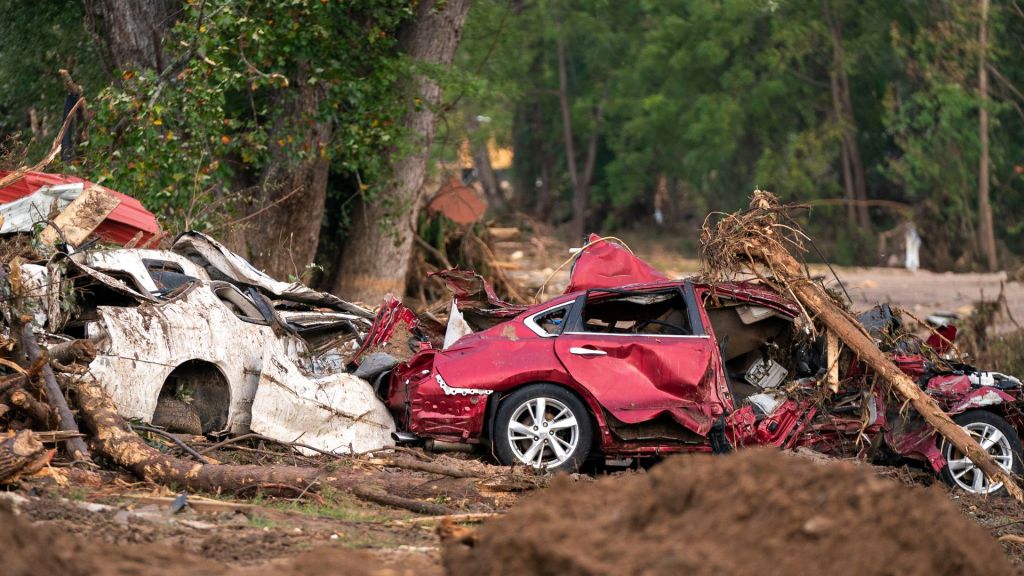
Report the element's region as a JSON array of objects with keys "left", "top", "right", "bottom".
[
  {"left": 493, "top": 384, "right": 593, "bottom": 473},
  {"left": 939, "top": 410, "right": 1024, "bottom": 496}
]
